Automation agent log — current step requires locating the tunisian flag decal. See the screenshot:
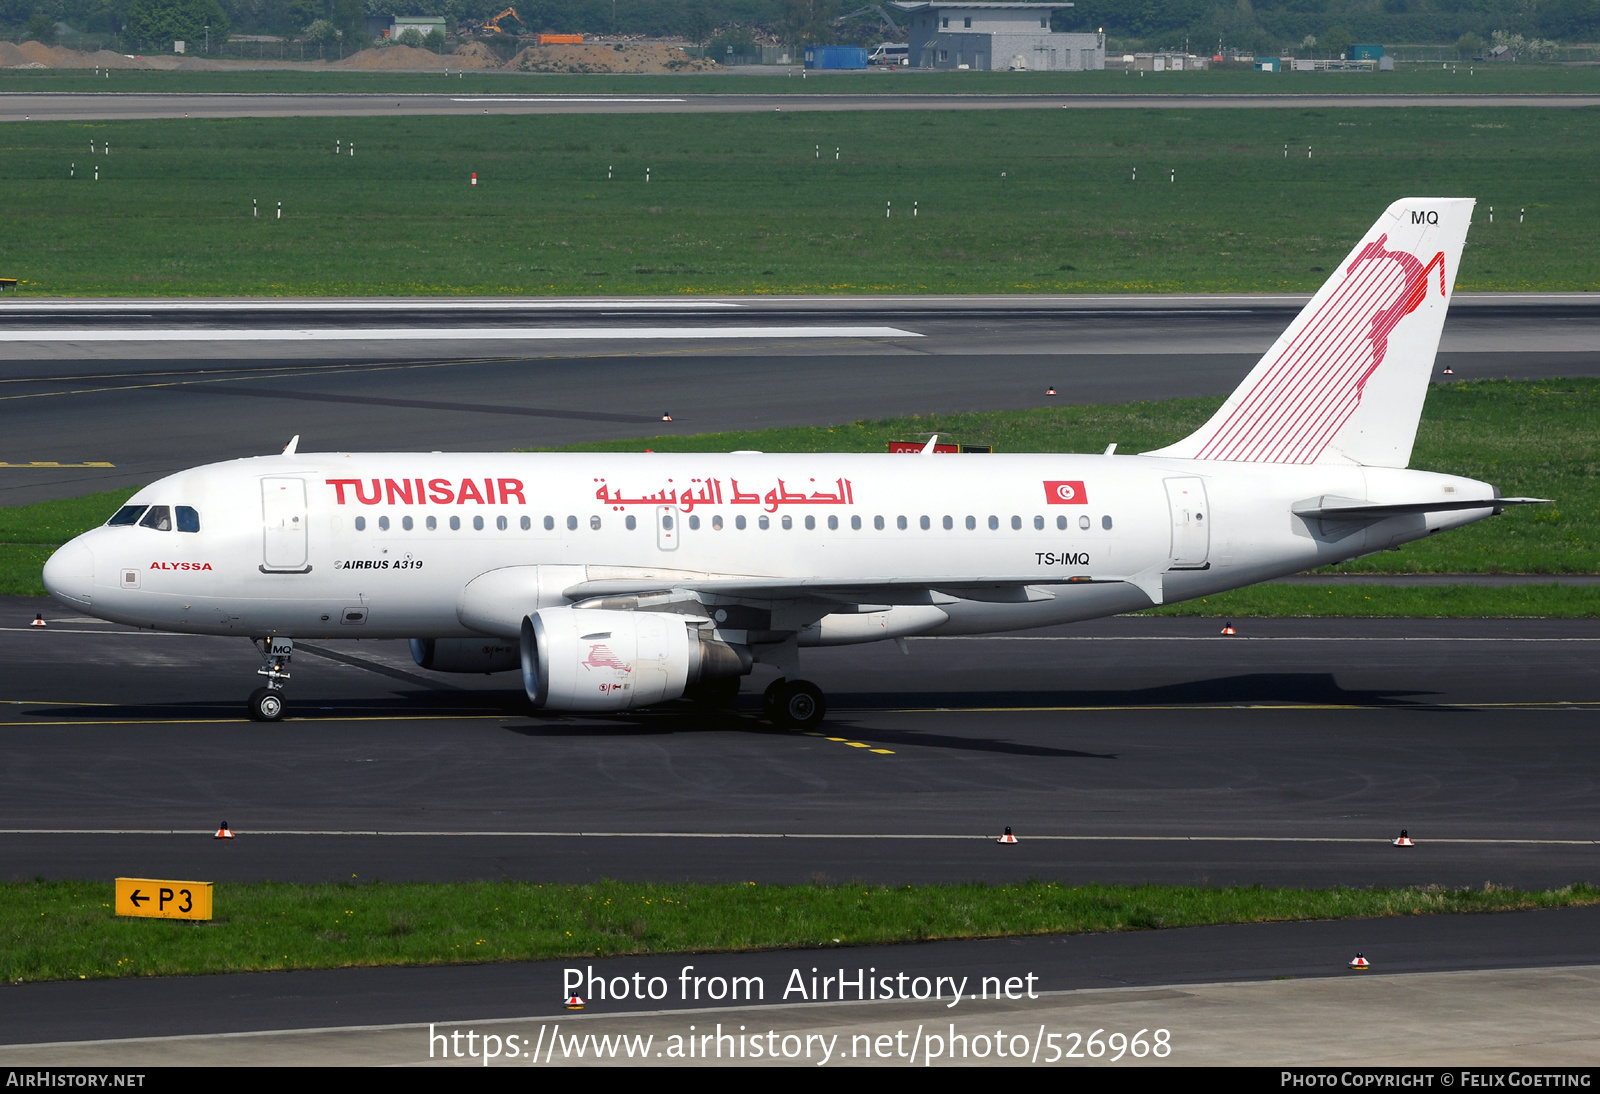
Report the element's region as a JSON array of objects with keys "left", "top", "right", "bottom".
[{"left": 1043, "top": 480, "right": 1089, "bottom": 505}]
